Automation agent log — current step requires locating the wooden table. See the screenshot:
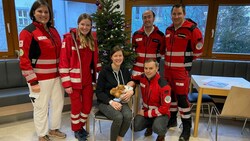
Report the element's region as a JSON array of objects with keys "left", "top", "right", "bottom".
[{"left": 191, "top": 75, "right": 250, "bottom": 137}]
